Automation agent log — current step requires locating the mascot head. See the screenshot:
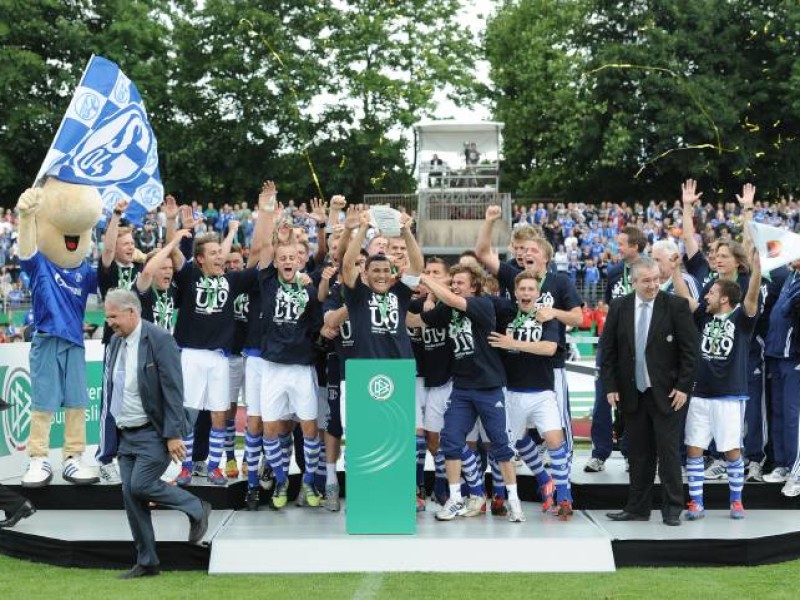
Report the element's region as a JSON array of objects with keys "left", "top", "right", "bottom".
[{"left": 35, "top": 178, "right": 102, "bottom": 268}]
